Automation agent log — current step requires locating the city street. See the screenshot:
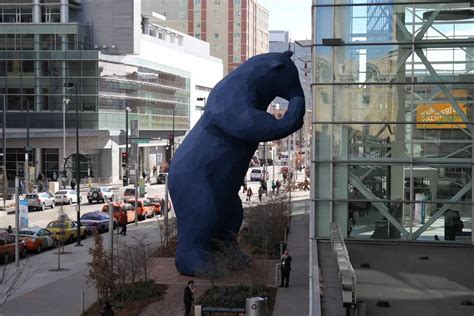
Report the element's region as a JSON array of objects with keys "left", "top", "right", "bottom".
[{"left": 0, "top": 165, "right": 303, "bottom": 229}]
